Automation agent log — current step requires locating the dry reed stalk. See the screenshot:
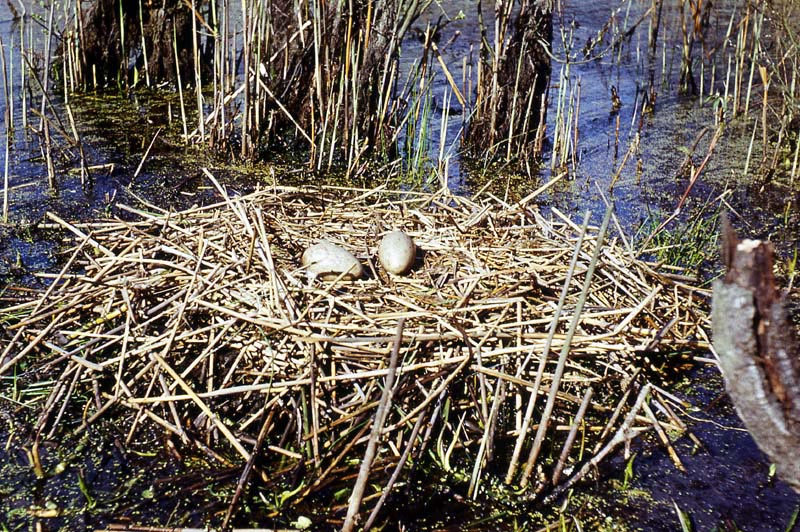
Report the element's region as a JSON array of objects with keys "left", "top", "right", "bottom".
[
  {"left": 1, "top": 179, "right": 710, "bottom": 521},
  {"left": 468, "top": 376, "right": 506, "bottom": 498},
  {"left": 362, "top": 406, "right": 429, "bottom": 530},
  {"left": 173, "top": 22, "right": 188, "bottom": 139},
  {"left": 610, "top": 133, "right": 640, "bottom": 189},
  {"left": 0, "top": 34, "right": 8, "bottom": 223},
  {"left": 543, "top": 383, "right": 653, "bottom": 505},
  {"left": 19, "top": 20, "right": 26, "bottom": 130},
  {"left": 64, "top": 103, "right": 90, "bottom": 188},
  {"left": 466, "top": 0, "right": 551, "bottom": 164},
  {"left": 505, "top": 211, "right": 591, "bottom": 484},
  {"left": 40, "top": 3, "right": 56, "bottom": 189},
  {"left": 222, "top": 405, "right": 276, "bottom": 529},
  {"left": 641, "top": 397, "right": 685, "bottom": 472},
  {"left": 520, "top": 207, "right": 614, "bottom": 487},
  {"left": 343, "top": 319, "right": 405, "bottom": 532},
  {"left": 551, "top": 386, "right": 593, "bottom": 485},
  {"left": 133, "top": 128, "right": 162, "bottom": 180}
]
